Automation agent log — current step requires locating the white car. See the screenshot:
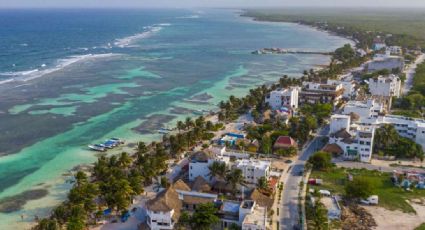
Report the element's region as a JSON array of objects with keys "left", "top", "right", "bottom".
[{"left": 319, "top": 190, "right": 331, "bottom": 196}]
